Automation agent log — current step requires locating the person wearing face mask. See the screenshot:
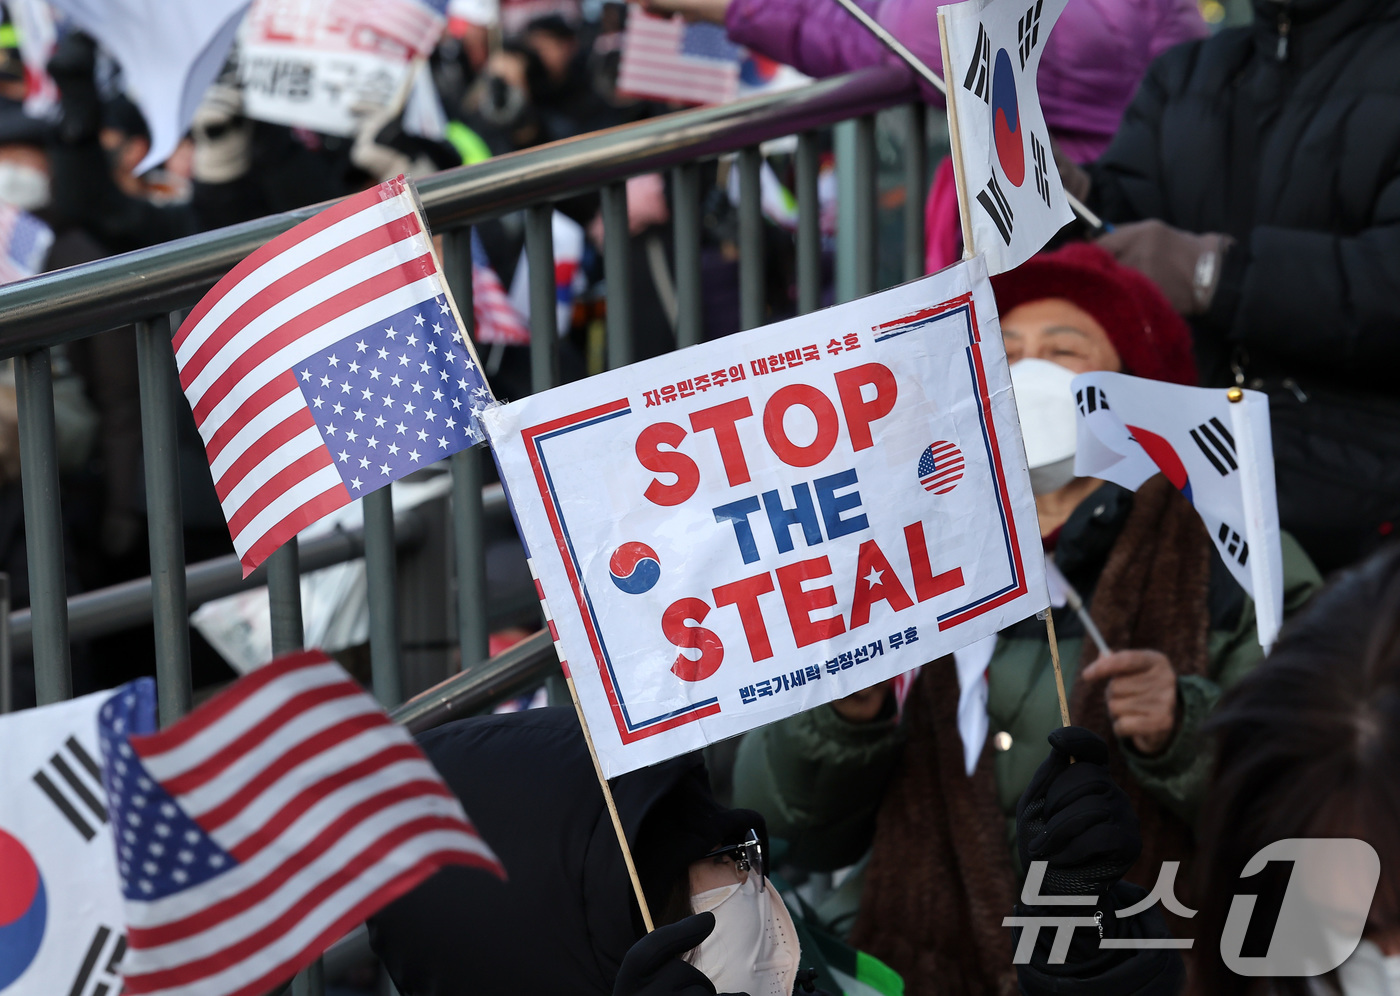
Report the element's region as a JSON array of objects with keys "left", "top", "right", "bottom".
[
  {"left": 367, "top": 706, "right": 823, "bottom": 996},
  {"left": 730, "top": 242, "right": 1323, "bottom": 994}
]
